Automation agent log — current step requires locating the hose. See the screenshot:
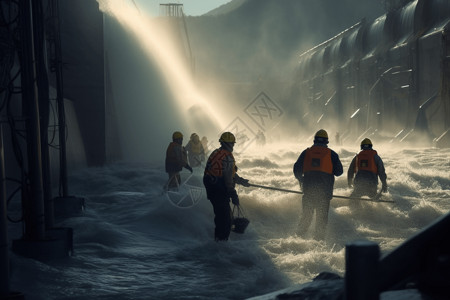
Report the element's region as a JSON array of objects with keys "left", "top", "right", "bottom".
[{"left": 247, "top": 183, "right": 393, "bottom": 203}]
